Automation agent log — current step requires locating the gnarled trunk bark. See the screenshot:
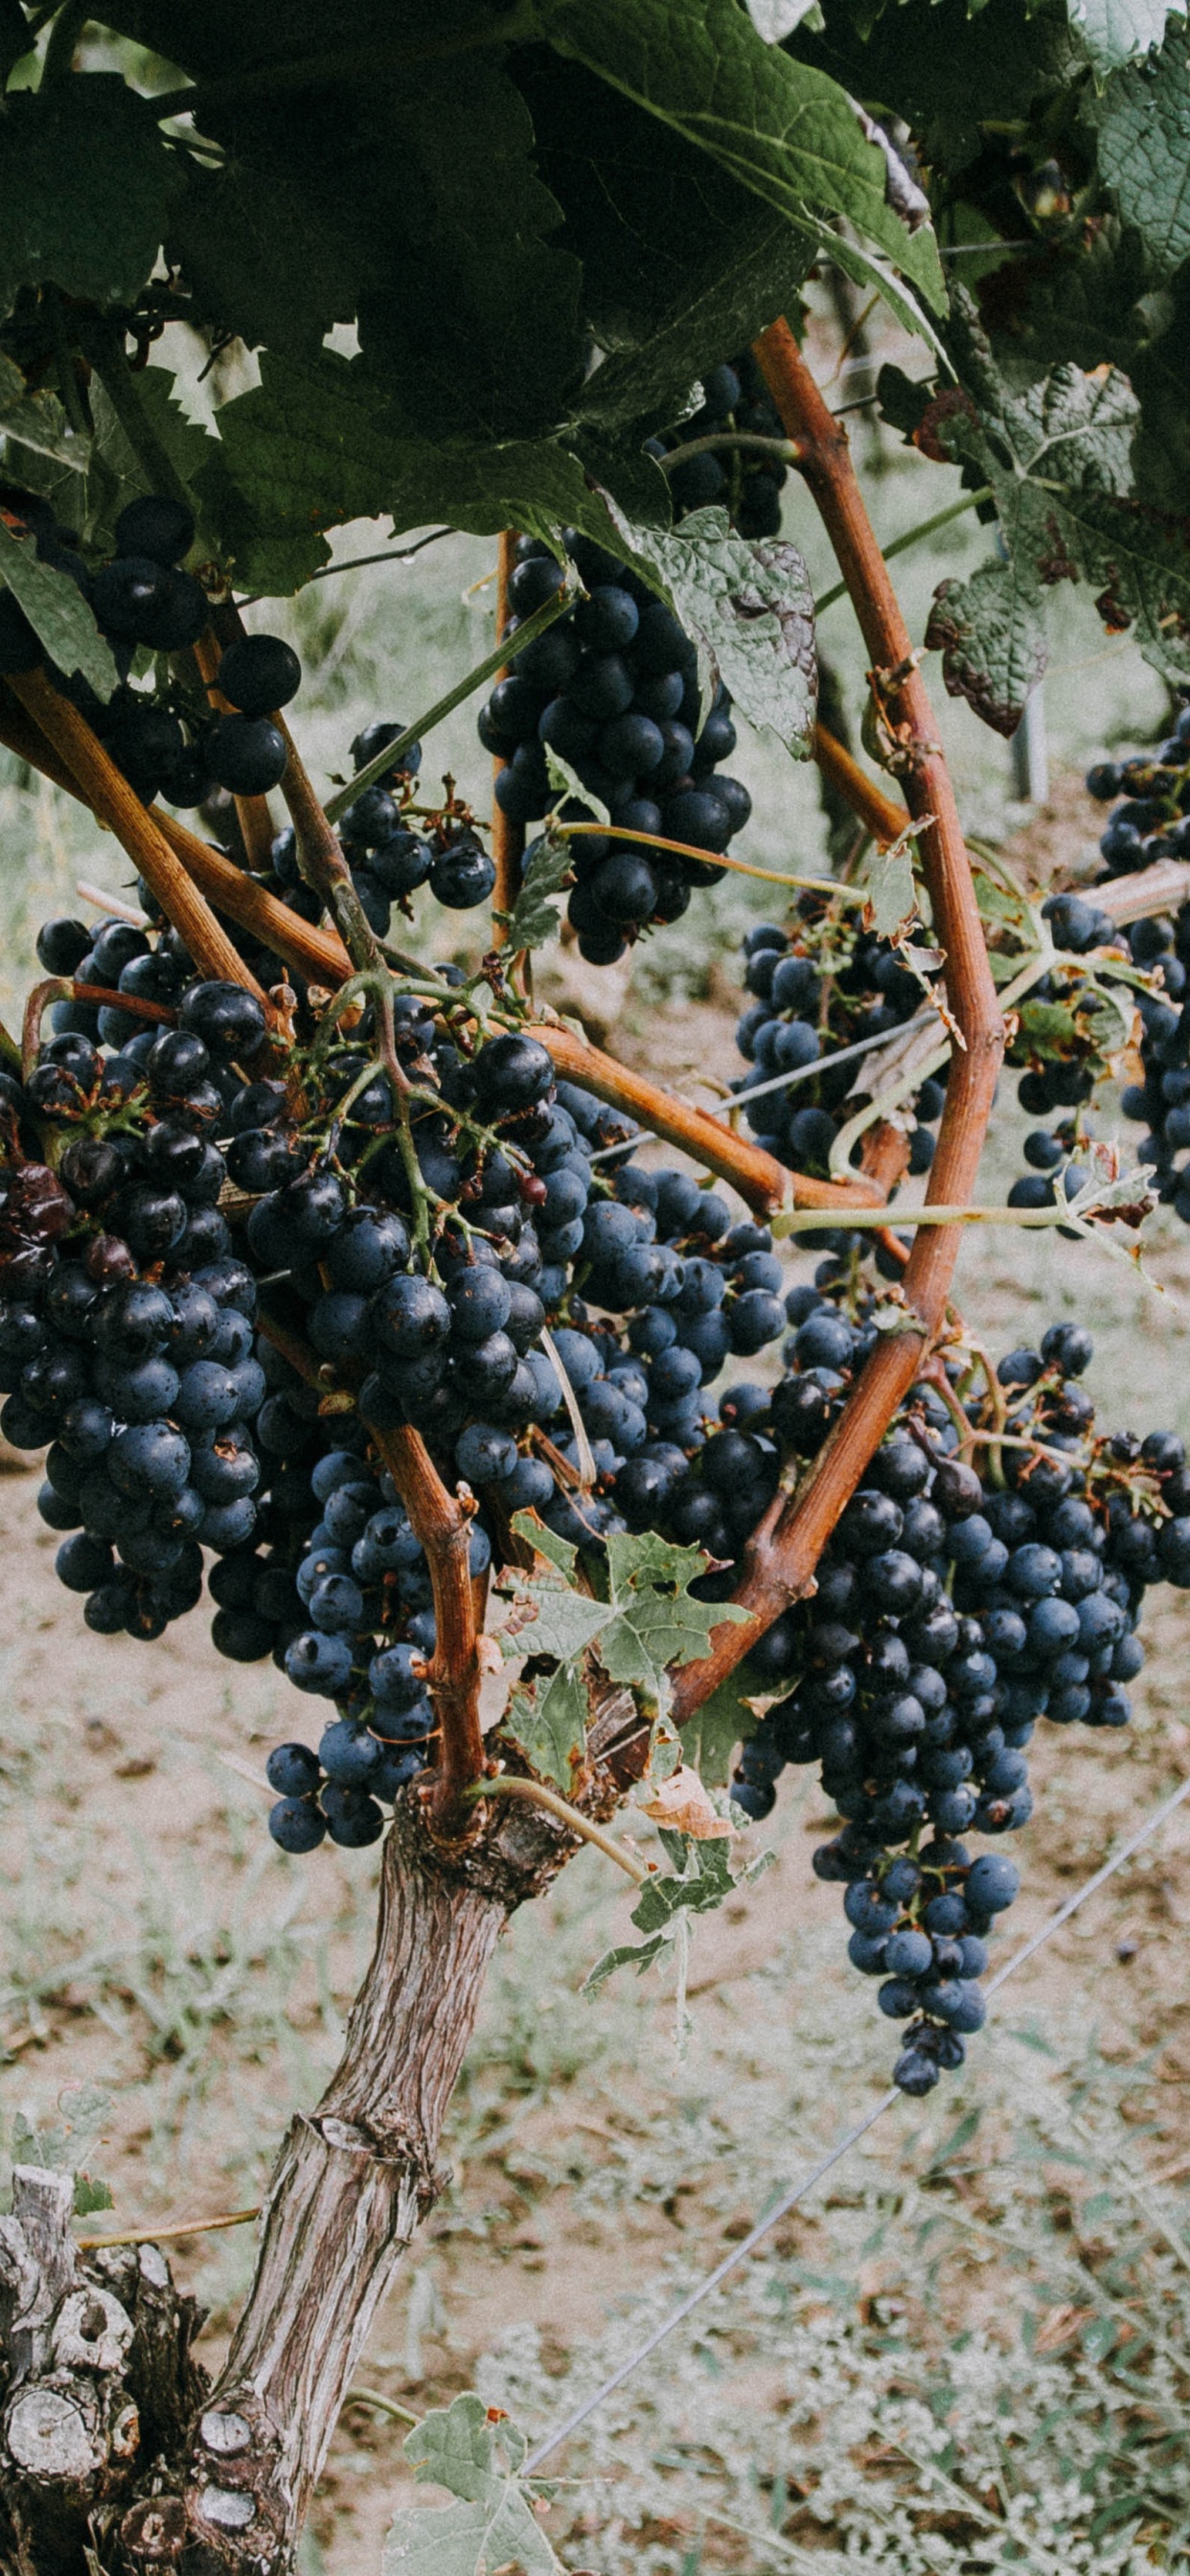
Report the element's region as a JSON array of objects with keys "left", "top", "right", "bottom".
[{"left": 0, "top": 1701, "right": 639, "bottom": 2574}]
